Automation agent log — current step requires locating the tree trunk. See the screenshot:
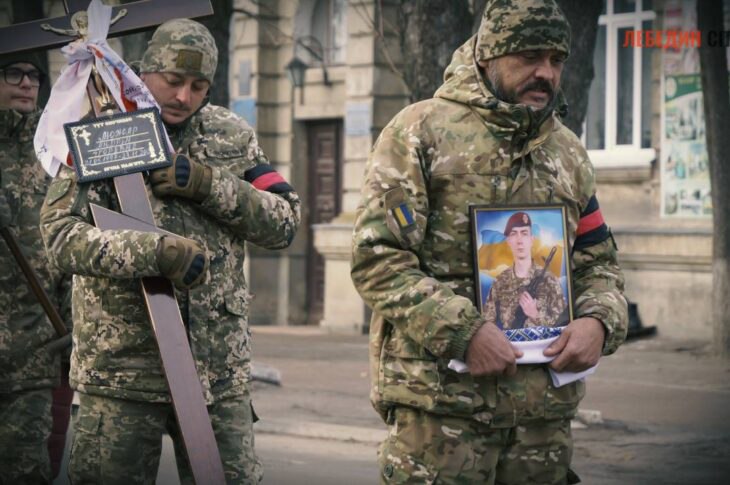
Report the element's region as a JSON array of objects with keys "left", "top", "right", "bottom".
[
  {"left": 555, "top": 0, "right": 603, "bottom": 137},
  {"left": 119, "top": 30, "right": 153, "bottom": 67},
  {"left": 403, "top": 0, "right": 600, "bottom": 132},
  {"left": 697, "top": 0, "right": 730, "bottom": 358},
  {"left": 199, "top": 0, "right": 232, "bottom": 108},
  {"left": 398, "top": 0, "right": 473, "bottom": 102}
]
